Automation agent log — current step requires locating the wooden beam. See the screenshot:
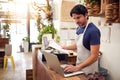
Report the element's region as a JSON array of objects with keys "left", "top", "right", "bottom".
[
  {"left": 0, "top": 11, "right": 35, "bottom": 19},
  {"left": 1, "top": 19, "right": 21, "bottom": 23}
]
